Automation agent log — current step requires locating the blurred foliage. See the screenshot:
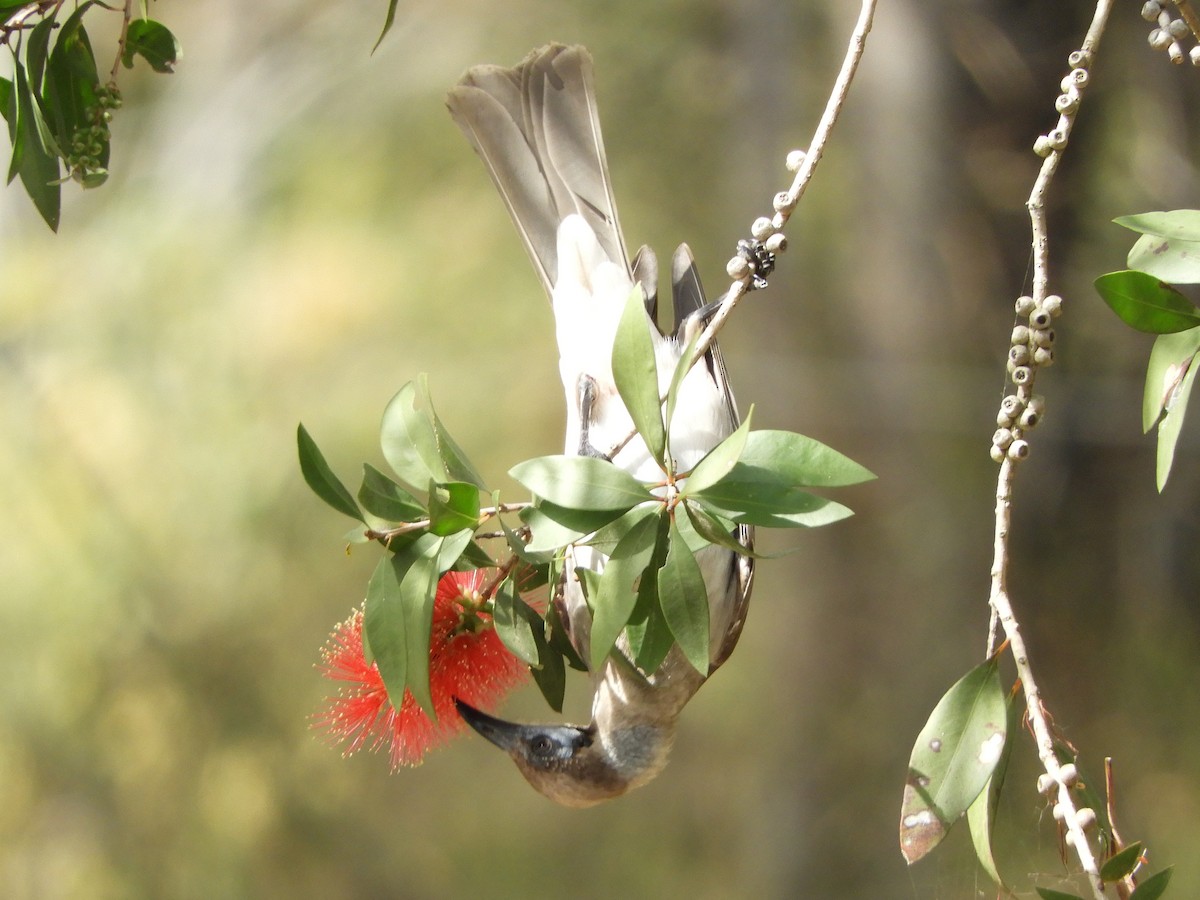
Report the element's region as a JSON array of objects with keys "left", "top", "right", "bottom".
[{"left": 1, "top": 0, "right": 1199, "bottom": 897}]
